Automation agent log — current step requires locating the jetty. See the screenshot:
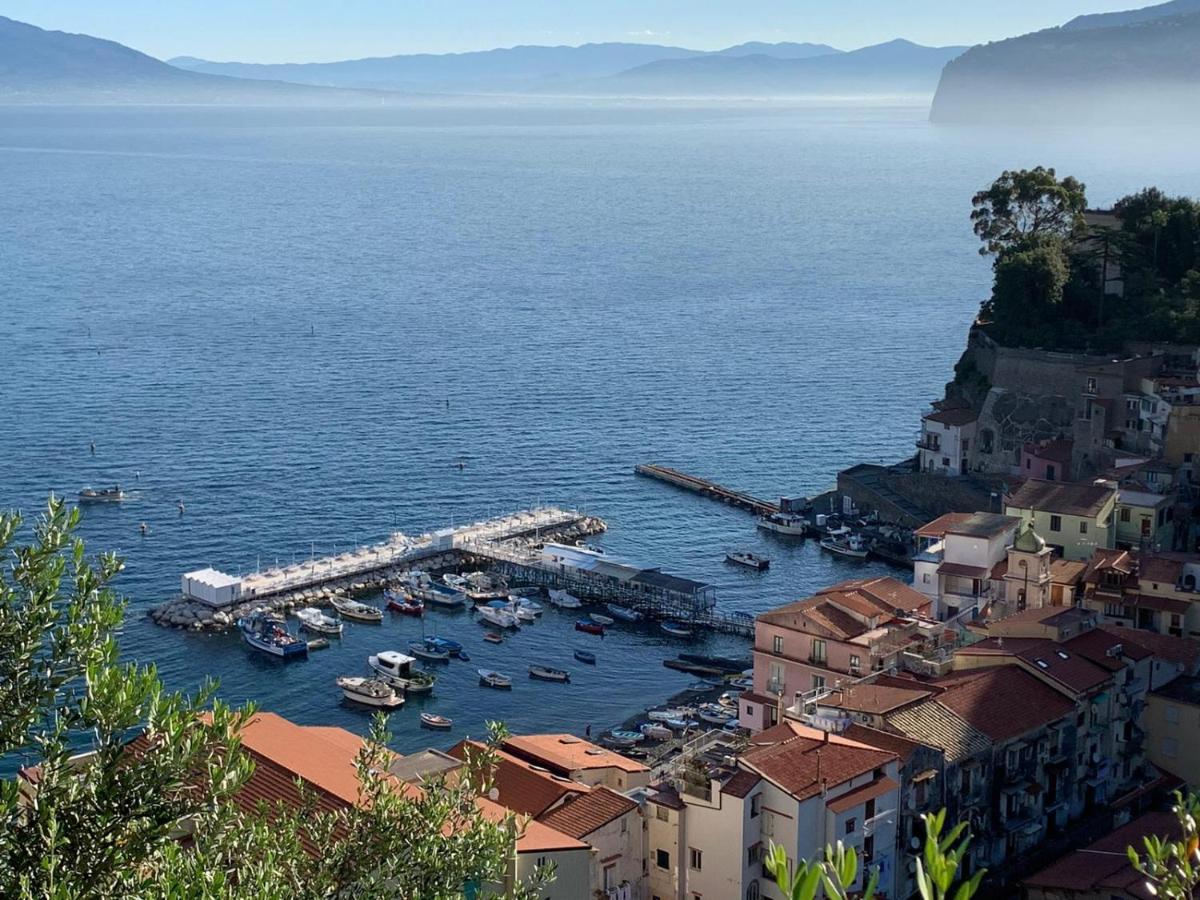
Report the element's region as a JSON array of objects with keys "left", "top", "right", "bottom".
[{"left": 634, "top": 464, "right": 779, "bottom": 516}]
